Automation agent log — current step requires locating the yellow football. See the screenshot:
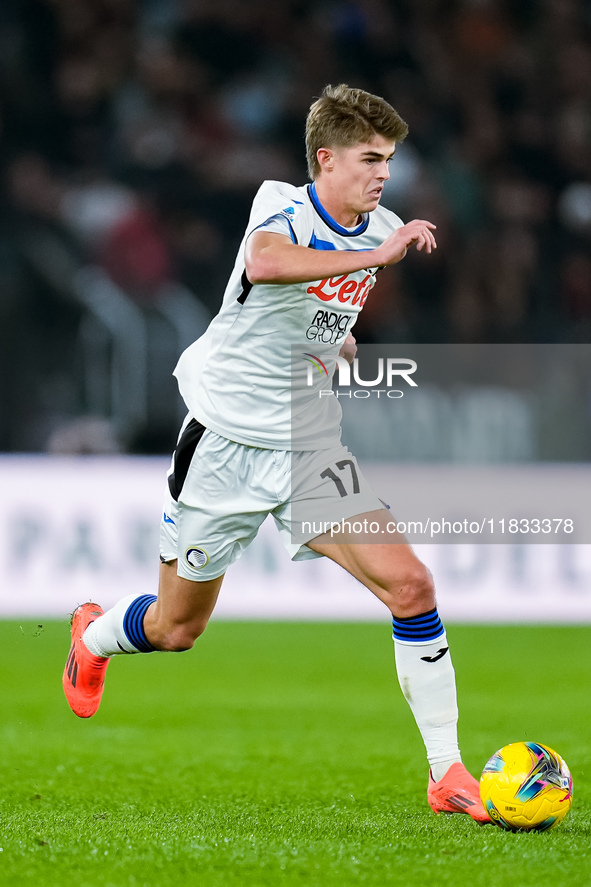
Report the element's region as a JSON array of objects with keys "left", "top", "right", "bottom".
[{"left": 480, "top": 741, "right": 572, "bottom": 831}]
